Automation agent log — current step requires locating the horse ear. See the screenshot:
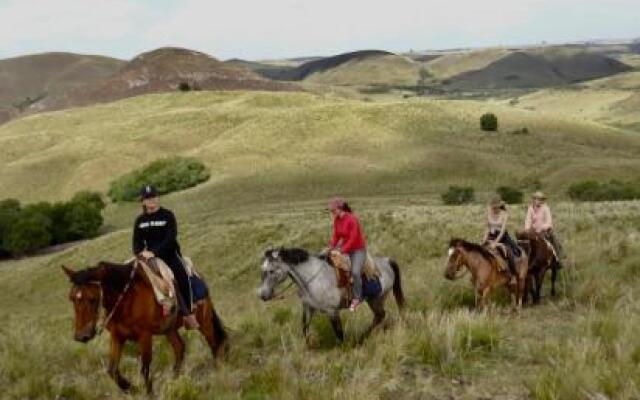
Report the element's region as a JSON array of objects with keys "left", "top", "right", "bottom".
[{"left": 61, "top": 265, "right": 75, "bottom": 280}]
